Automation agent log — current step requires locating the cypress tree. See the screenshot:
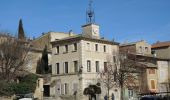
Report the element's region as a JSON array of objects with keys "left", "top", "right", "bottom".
[
  {"left": 18, "top": 19, "right": 25, "bottom": 40},
  {"left": 36, "top": 45, "right": 49, "bottom": 74},
  {"left": 42, "top": 45, "right": 49, "bottom": 73}
]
